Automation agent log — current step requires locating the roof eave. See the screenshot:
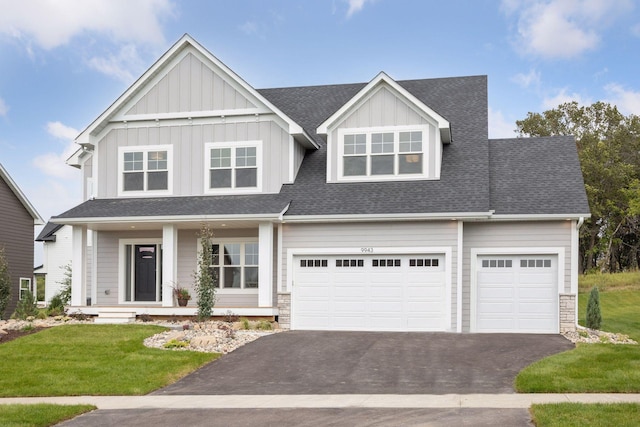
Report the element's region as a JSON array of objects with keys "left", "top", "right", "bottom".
[{"left": 0, "top": 163, "right": 44, "bottom": 224}]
